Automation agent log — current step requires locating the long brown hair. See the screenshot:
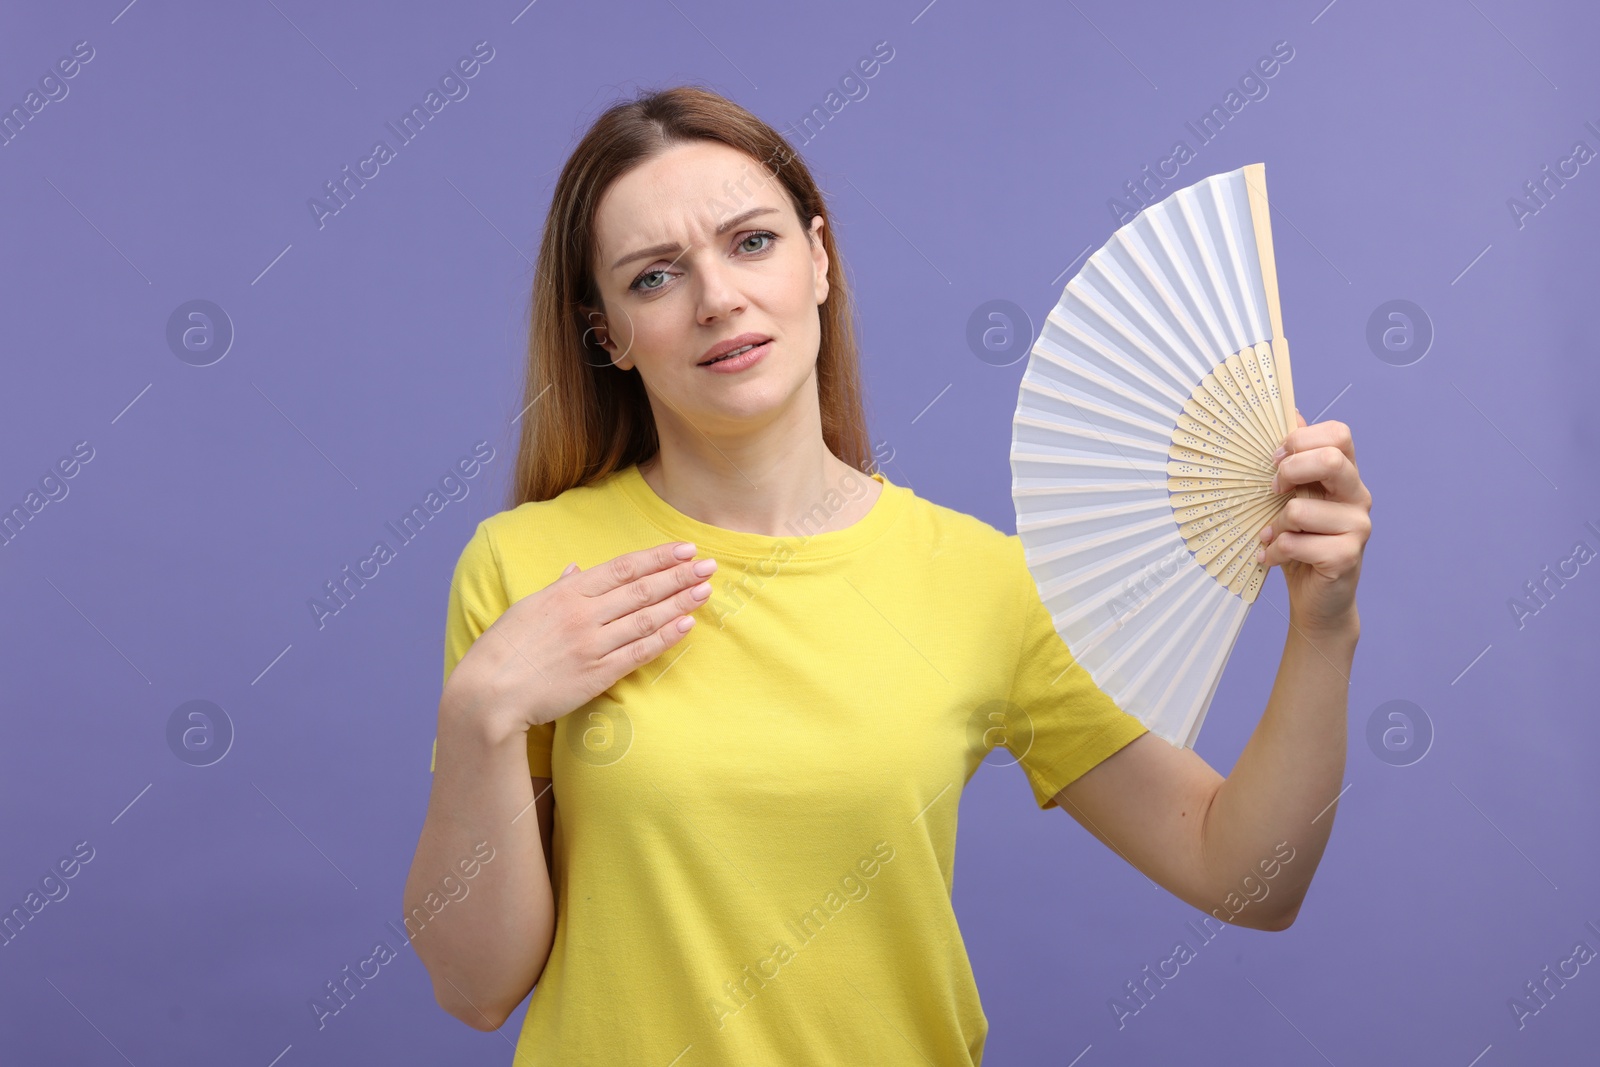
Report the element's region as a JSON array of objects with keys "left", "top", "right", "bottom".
[{"left": 506, "top": 84, "right": 872, "bottom": 507}]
